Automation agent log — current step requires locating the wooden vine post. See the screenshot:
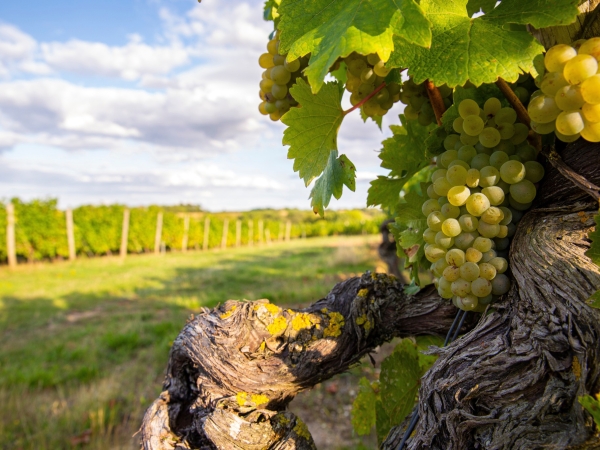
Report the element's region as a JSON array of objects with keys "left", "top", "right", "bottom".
[{"left": 120, "top": 209, "right": 130, "bottom": 259}]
